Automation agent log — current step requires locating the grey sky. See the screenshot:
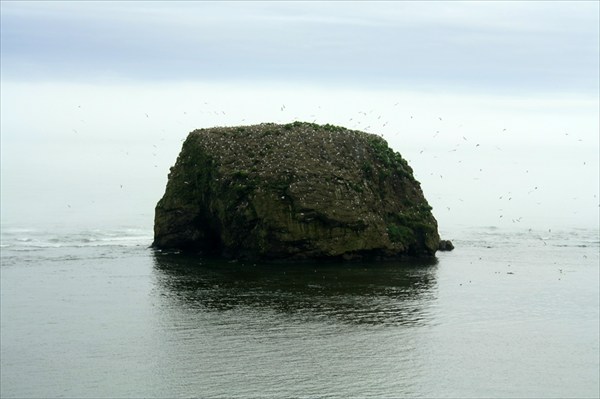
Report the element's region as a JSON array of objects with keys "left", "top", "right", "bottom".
[
  {"left": 1, "top": 1, "right": 599, "bottom": 231},
  {"left": 2, "top": 1, "right": 598, "bottom": 93}
]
